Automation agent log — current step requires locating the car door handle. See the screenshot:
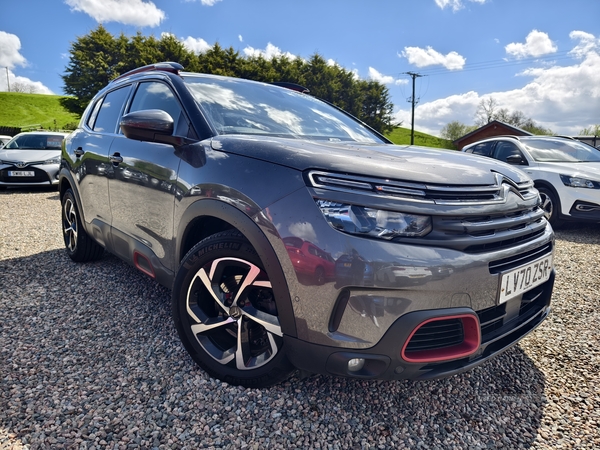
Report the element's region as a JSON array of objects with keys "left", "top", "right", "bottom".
[
  {"left": 109, "top": 153, "right": 123, "bottom": 164},
  {"left": 74, "top": 147, "right": 84, "bottom": 157}
]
